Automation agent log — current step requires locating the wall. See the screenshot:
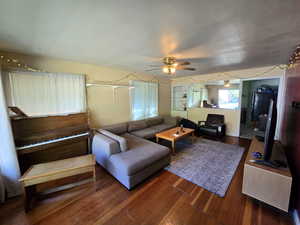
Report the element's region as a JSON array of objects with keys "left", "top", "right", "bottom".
[
  {"left": 281, "top": 63, "right": 300, "bottom": 218},
  {"left": 187, "top": 107, "right": 240, "bottom": 137},
  {"left": 172, "top": 66, "right": 284, "bottom": 85},
  {"left": 171, "top": 66, "right": 285, "bottom": 137},
  {"left": 0, "top": 51, "right": 171, "bottom": 127}
]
